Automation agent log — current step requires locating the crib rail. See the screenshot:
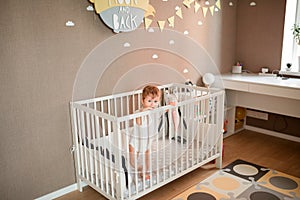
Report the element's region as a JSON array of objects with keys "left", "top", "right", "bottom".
[{"left": 70, "top": 83, "right": 224, "bottom": 200}]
